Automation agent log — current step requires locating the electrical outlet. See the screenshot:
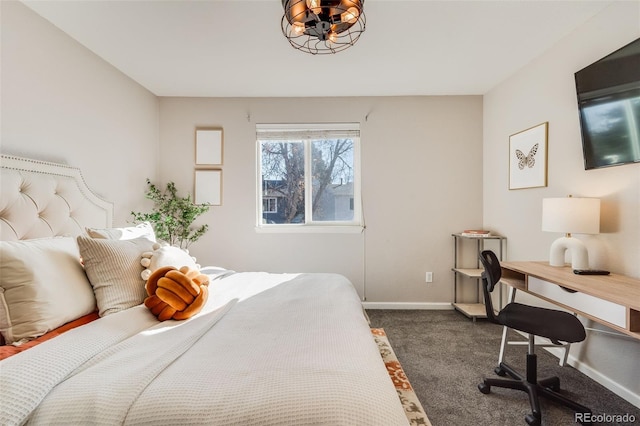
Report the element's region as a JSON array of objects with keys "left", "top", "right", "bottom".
[{"left": 425, "top": 272, "right": 433, "bottom": 283}]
